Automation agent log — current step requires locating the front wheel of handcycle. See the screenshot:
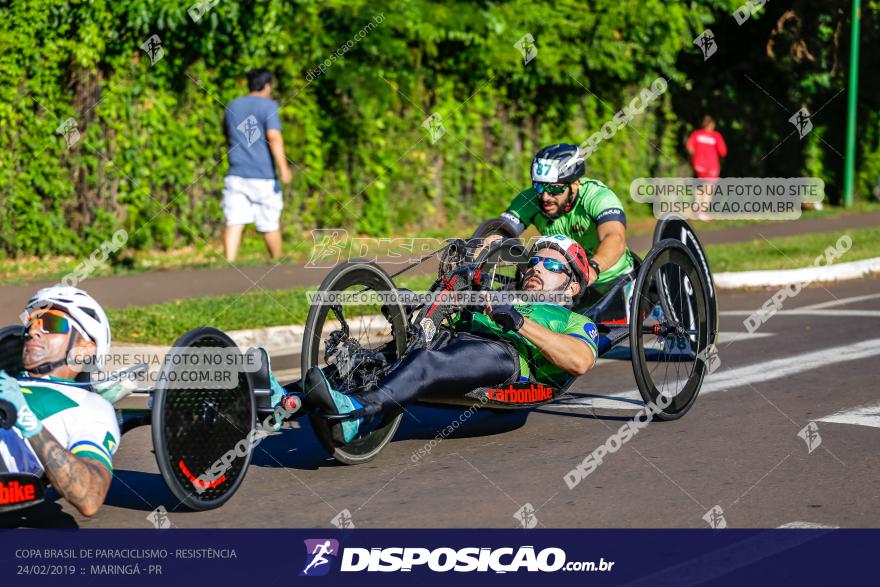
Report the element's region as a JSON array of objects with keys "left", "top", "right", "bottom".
[
  {"left": 302, "top": 261, "right": 409, "bottom": 464},
  {"left": 653, "top": 215, "right": 719, "bottom": 346},
  {"left": 629, "top": 240, "right": 711, "bottom": 421},
  {"left": 152, "top": 327, "right": 255, "bottom": 511}
]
